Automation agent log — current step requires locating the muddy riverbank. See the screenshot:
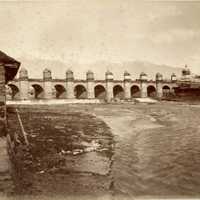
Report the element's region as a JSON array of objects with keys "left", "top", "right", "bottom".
[{"left": 7, "top": 107, "right": 114, "bottom": 198}]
